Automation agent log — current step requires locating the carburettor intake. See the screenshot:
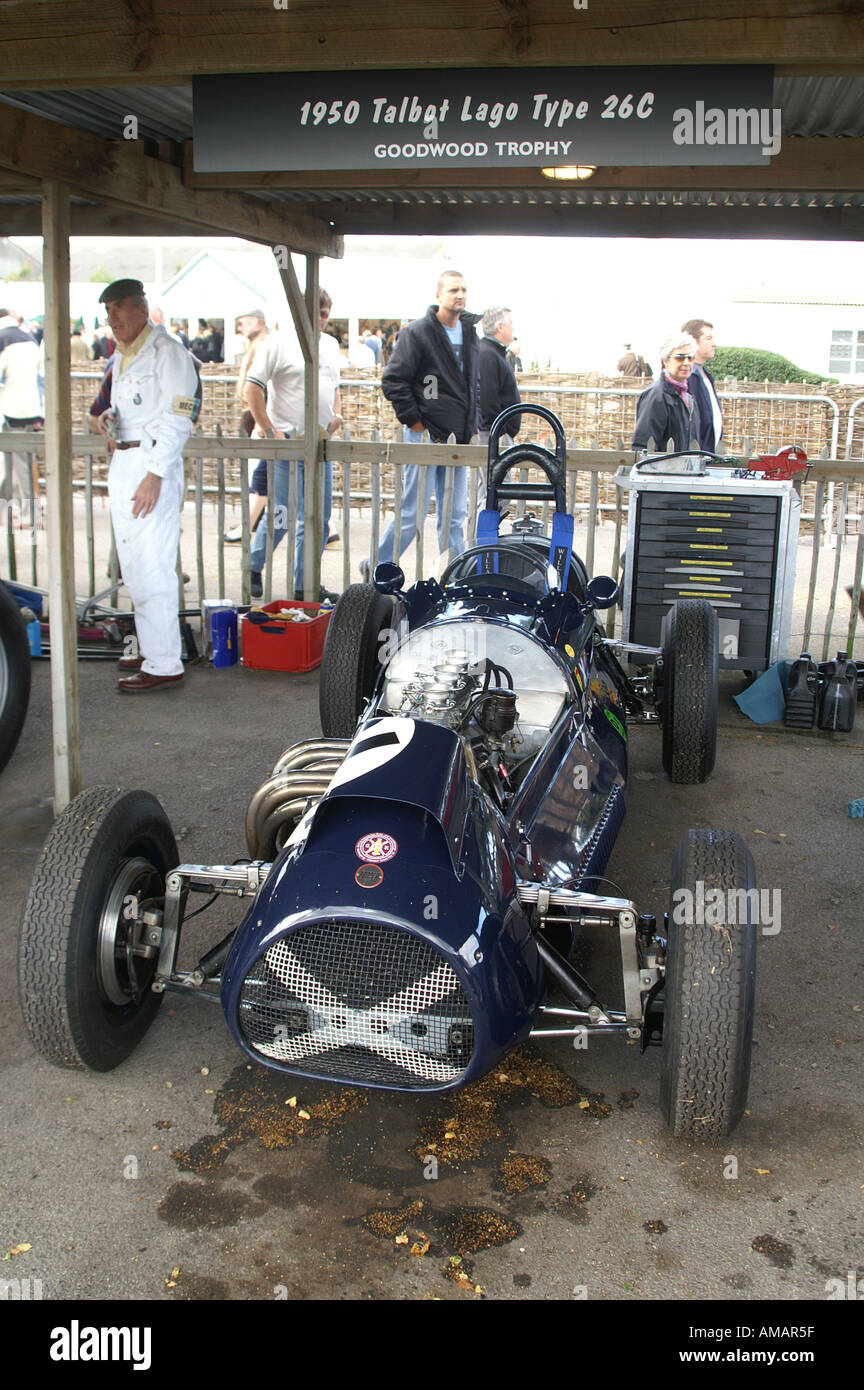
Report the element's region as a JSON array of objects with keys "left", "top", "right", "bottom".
[{"left": 399, "top": 653, "right": 478, "bottom": 727}]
